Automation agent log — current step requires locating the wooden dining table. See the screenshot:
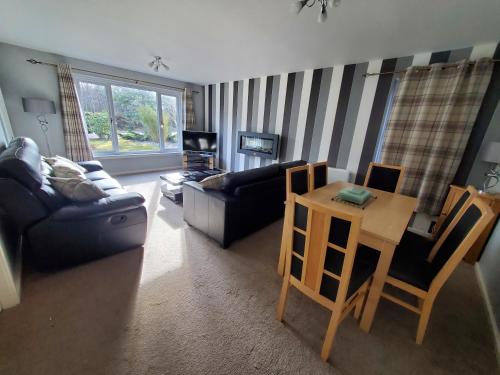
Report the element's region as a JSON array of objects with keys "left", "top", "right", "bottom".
[{"left": 277, "top": 181, "right": 417, "bottom": 332}]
